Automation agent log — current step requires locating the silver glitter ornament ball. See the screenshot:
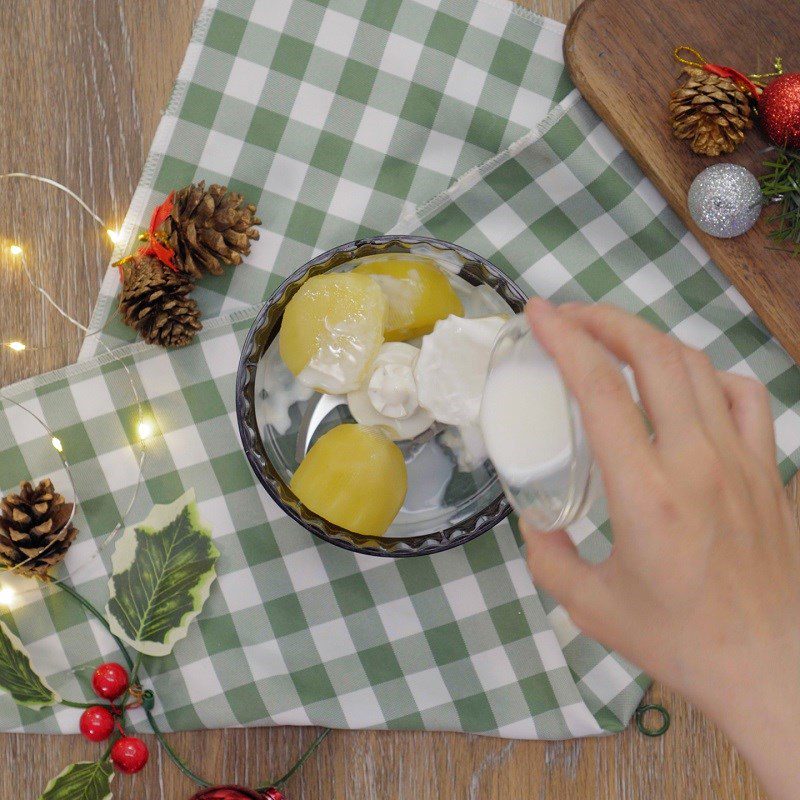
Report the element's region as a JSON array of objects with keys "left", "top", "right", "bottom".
[{"left": 687, "top": 164, "right": 762, "bottom": 238}]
